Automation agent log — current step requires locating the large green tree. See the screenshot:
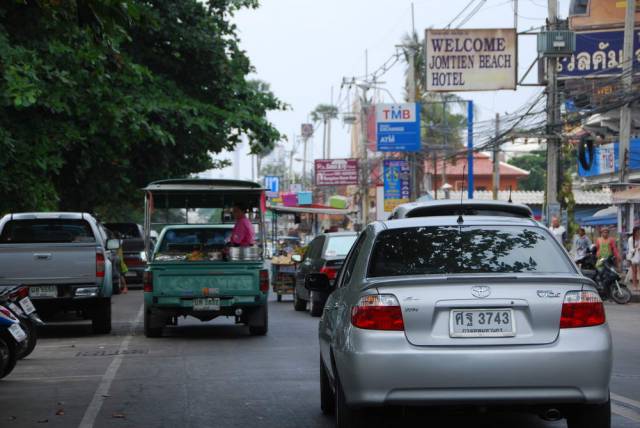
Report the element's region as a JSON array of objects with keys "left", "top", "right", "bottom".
[{"left": 0, "top": 0, "right": 284, "bottom": 219}]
